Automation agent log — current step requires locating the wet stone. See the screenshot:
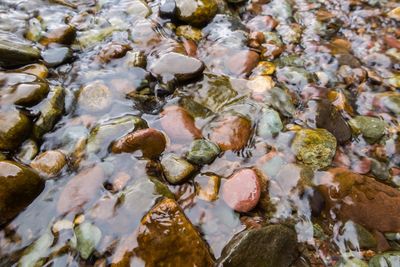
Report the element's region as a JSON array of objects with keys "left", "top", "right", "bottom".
[
  {"left": 208, "top": 114, "right": 252, "bottom": 151},
  {"left": 111, "top": 128, "right": 166, "bottom": 158},
  {"left": 149, "top": 52, "right": 205, "bottom": 82},
  {"left": 31, "top": 150, "right": 67, "bottom": 178},
  {"left": 39, "top": 25, "right": 76, "bottom": 46},
  {"left": 222, "top": 169, "right": 261, "bottom": 213},
  {"left": 291, "top": 128, "right": 337, "bottom": 170},
  {"left": 112, "top": 198, "right": 214, "bottom": 266},
  {"left": 161, "top": 154, "right": 195, "bottom": 184},
  {"left": 369, "top": 252, "right": 400, "bottom": 267},
  {"left": 218, "top": 224, "right": 299, "bottom": 267},
  {"left": 77, "top": 81, "right": 112, "bottom": 113},
  {"left": 175, "top": 0, "right": 217, "bottom": 26},
  {"left": 160, "top": 106, "right": 202, "bottom": 143},
  {"left": 41, "top": 47, "right": 73, "bottom": 67},
  {"left": 349, "top": 116, "right": 387, "bottom": 144},
  {"left": 257, "top": 107, "right": 283, "bottom": 138},
  {"left": 0, "top": 36, "right": 41, "bottom": 68},
  {"left": 186, "top": 139, "right": 220, "bottom": 165},
  {"left": 16, "top": 139, "right": 38, "bottom": 164},
  {"left": 318, "top": 168, "right": 400, "bottom": 233},
  {"left": 73, "top": 222, "right": 102, "bottom": 260},
  {"left": 0, "top": 160, "right": 45, "bottom": 225},
  {"left": 159, "top": 0, "right": 176, "bottom": 18},
  {"left": 0, "top": 108, "right": 32, "bottom": 151}
]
